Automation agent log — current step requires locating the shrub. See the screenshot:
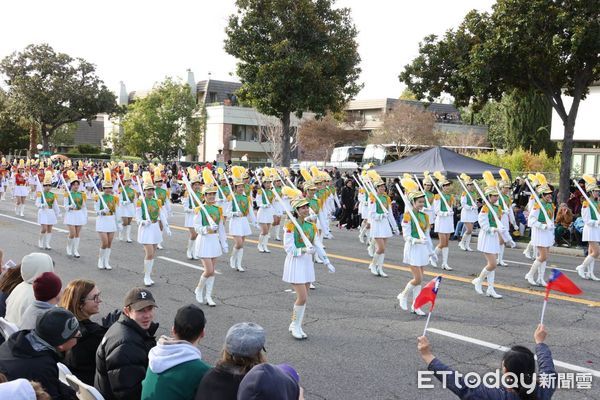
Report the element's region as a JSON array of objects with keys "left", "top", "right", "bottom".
[{"left": 76, "top": 144, "right": 101, "bottom": 154}]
